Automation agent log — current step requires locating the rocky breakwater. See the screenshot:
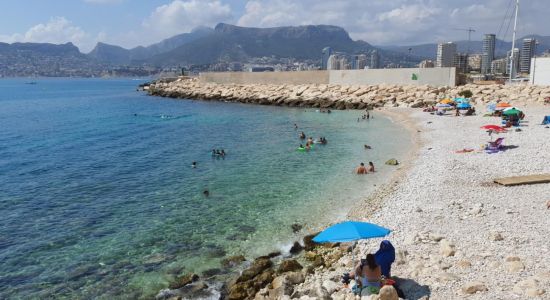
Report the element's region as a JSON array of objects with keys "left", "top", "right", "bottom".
[{"left": 147, "top": 78, "right": 550, "bottom": 108}]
